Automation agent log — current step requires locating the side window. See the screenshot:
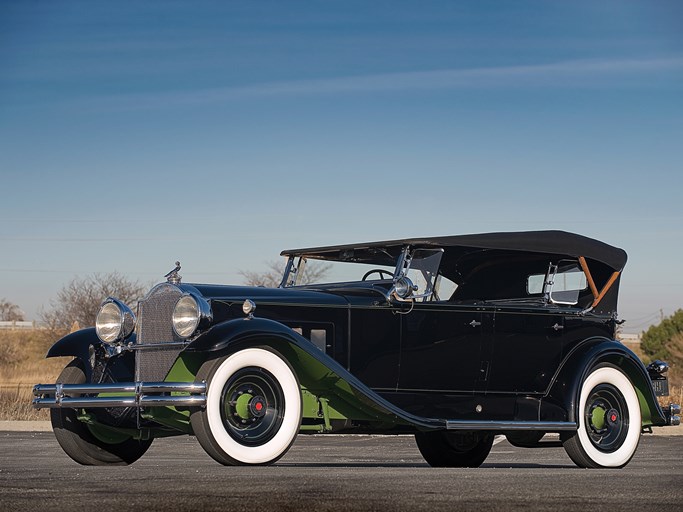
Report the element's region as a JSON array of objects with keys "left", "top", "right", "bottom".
[
  {"left": 527, "top": 263, "right": 587, "bottom": 305},
  {"left": 549, "top": 268, "right": 587, "bottom": 304},
  {"left": 527, "top": 274, "right": 545, "bottom": 295},
  {"left": 434, "top": 275, "right": 458, "bottom": 301},
  {"left": 405, "top": 249, "right": 443, "bottom": 302}
]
